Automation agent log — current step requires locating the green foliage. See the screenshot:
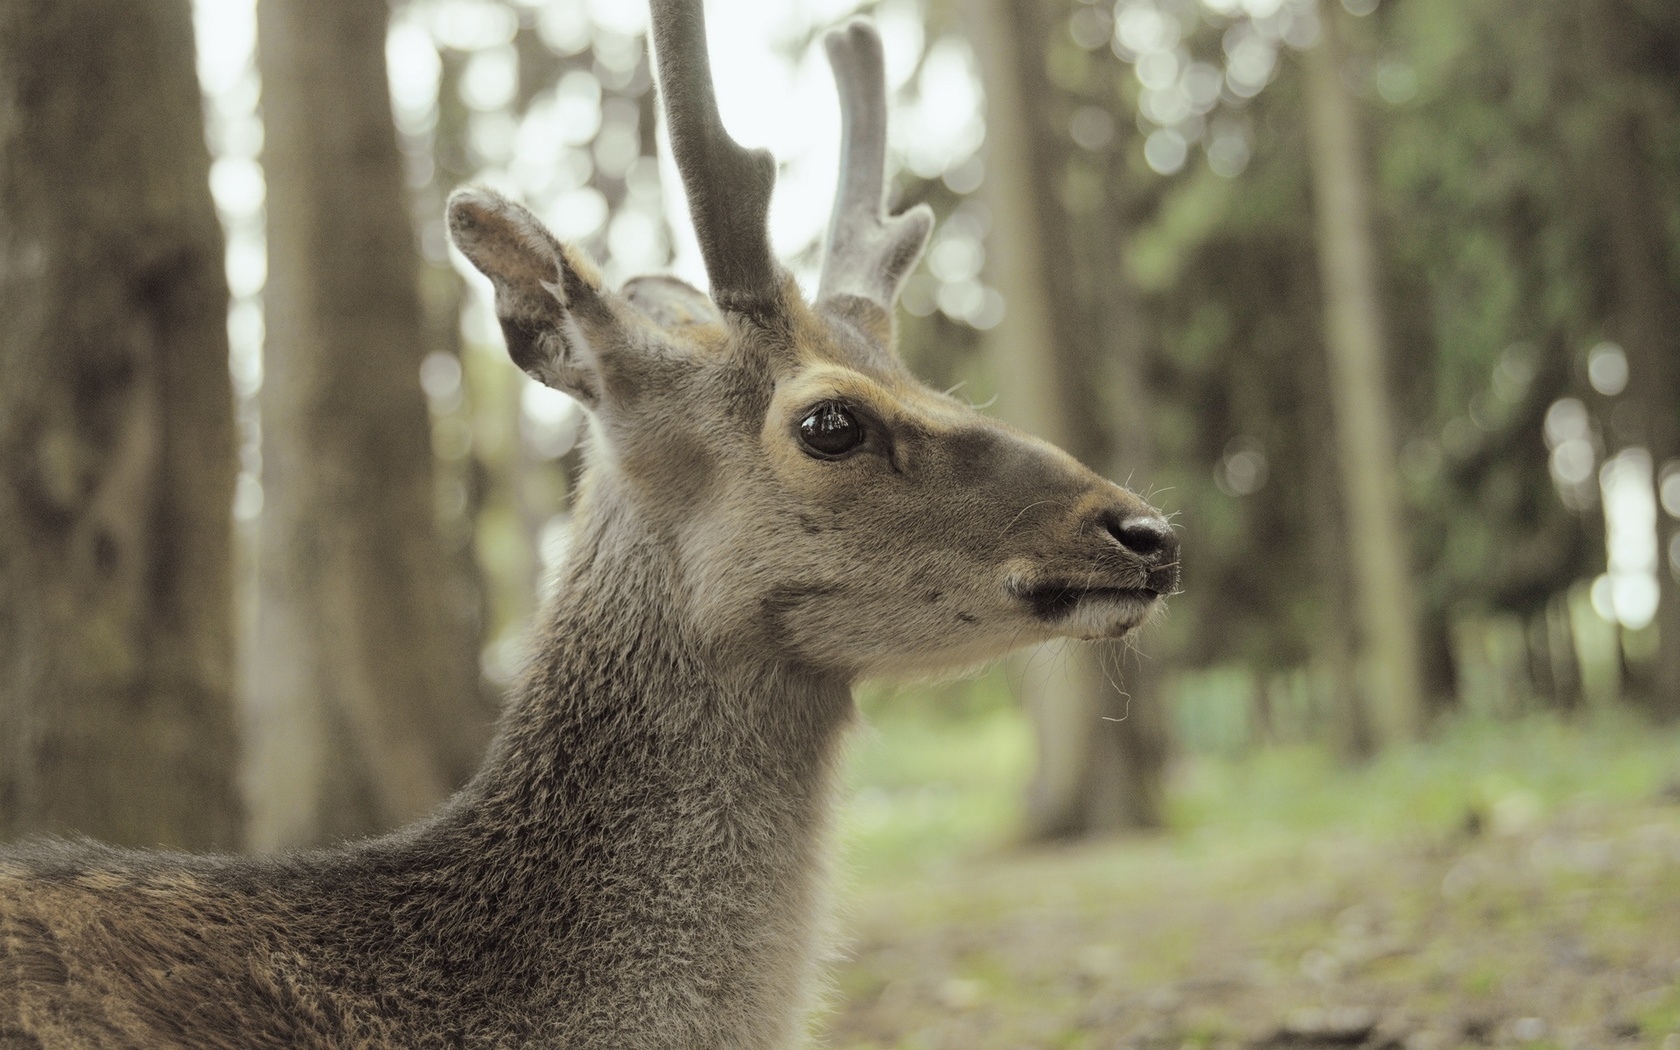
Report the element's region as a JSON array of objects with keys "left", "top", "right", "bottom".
[{"left": 1100, "top": 0, "right": 1680, "bottom": 709}]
